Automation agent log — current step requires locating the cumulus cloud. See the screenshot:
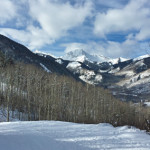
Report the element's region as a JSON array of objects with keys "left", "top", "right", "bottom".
[
  {"left": 0, "top": 0, "right": 93, "bottom": 50},
  {"left": 0, "top": 0, "right": 18, "bottom": 24},
  {"left": 63, "top": 42, "right": 106, "bottom": 55},
  {"left": 0, "top": 27, "right": 54, "bottom": 50},
  {"left": 28, "top": 0, "right": 93, "bottom": 41},
  {"left": 0, "top": 0, "right": 149, "bottom": 58},
  {"left": 94, "top": 0, "right": 150, "bottom": 40}
]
